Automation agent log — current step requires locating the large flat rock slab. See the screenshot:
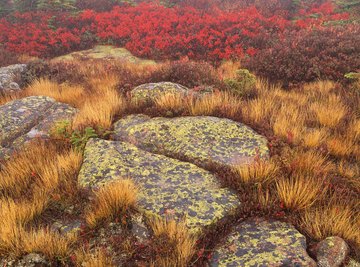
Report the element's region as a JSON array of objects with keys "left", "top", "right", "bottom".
[
  {"left": 210, "top": 218, "right": 316, "bottom": 267},
  {"left": 113, "top": 115, "right": 269, "bottom": 169},
  {"left": 78, "top": 138, "right": 240, "bottom": 231},
  {"left": 0, "top": 96, "right": 77, "bottom": 159}
]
